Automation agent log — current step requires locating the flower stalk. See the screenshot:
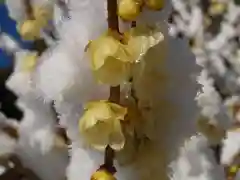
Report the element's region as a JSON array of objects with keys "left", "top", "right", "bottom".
[
  {"left": 23, "top": 0, "right": 34, "bottom": 20},
  {"left": 104, "top": 0, "right": 121, "bottom": 174}
]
